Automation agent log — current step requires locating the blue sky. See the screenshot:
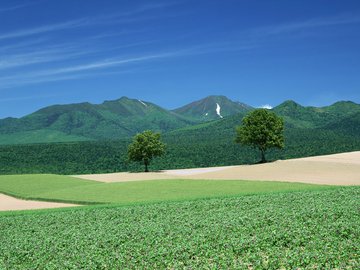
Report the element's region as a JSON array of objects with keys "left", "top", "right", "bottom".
[{"left": 0, "top": 0, "right": 360, "bottom": 118}]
